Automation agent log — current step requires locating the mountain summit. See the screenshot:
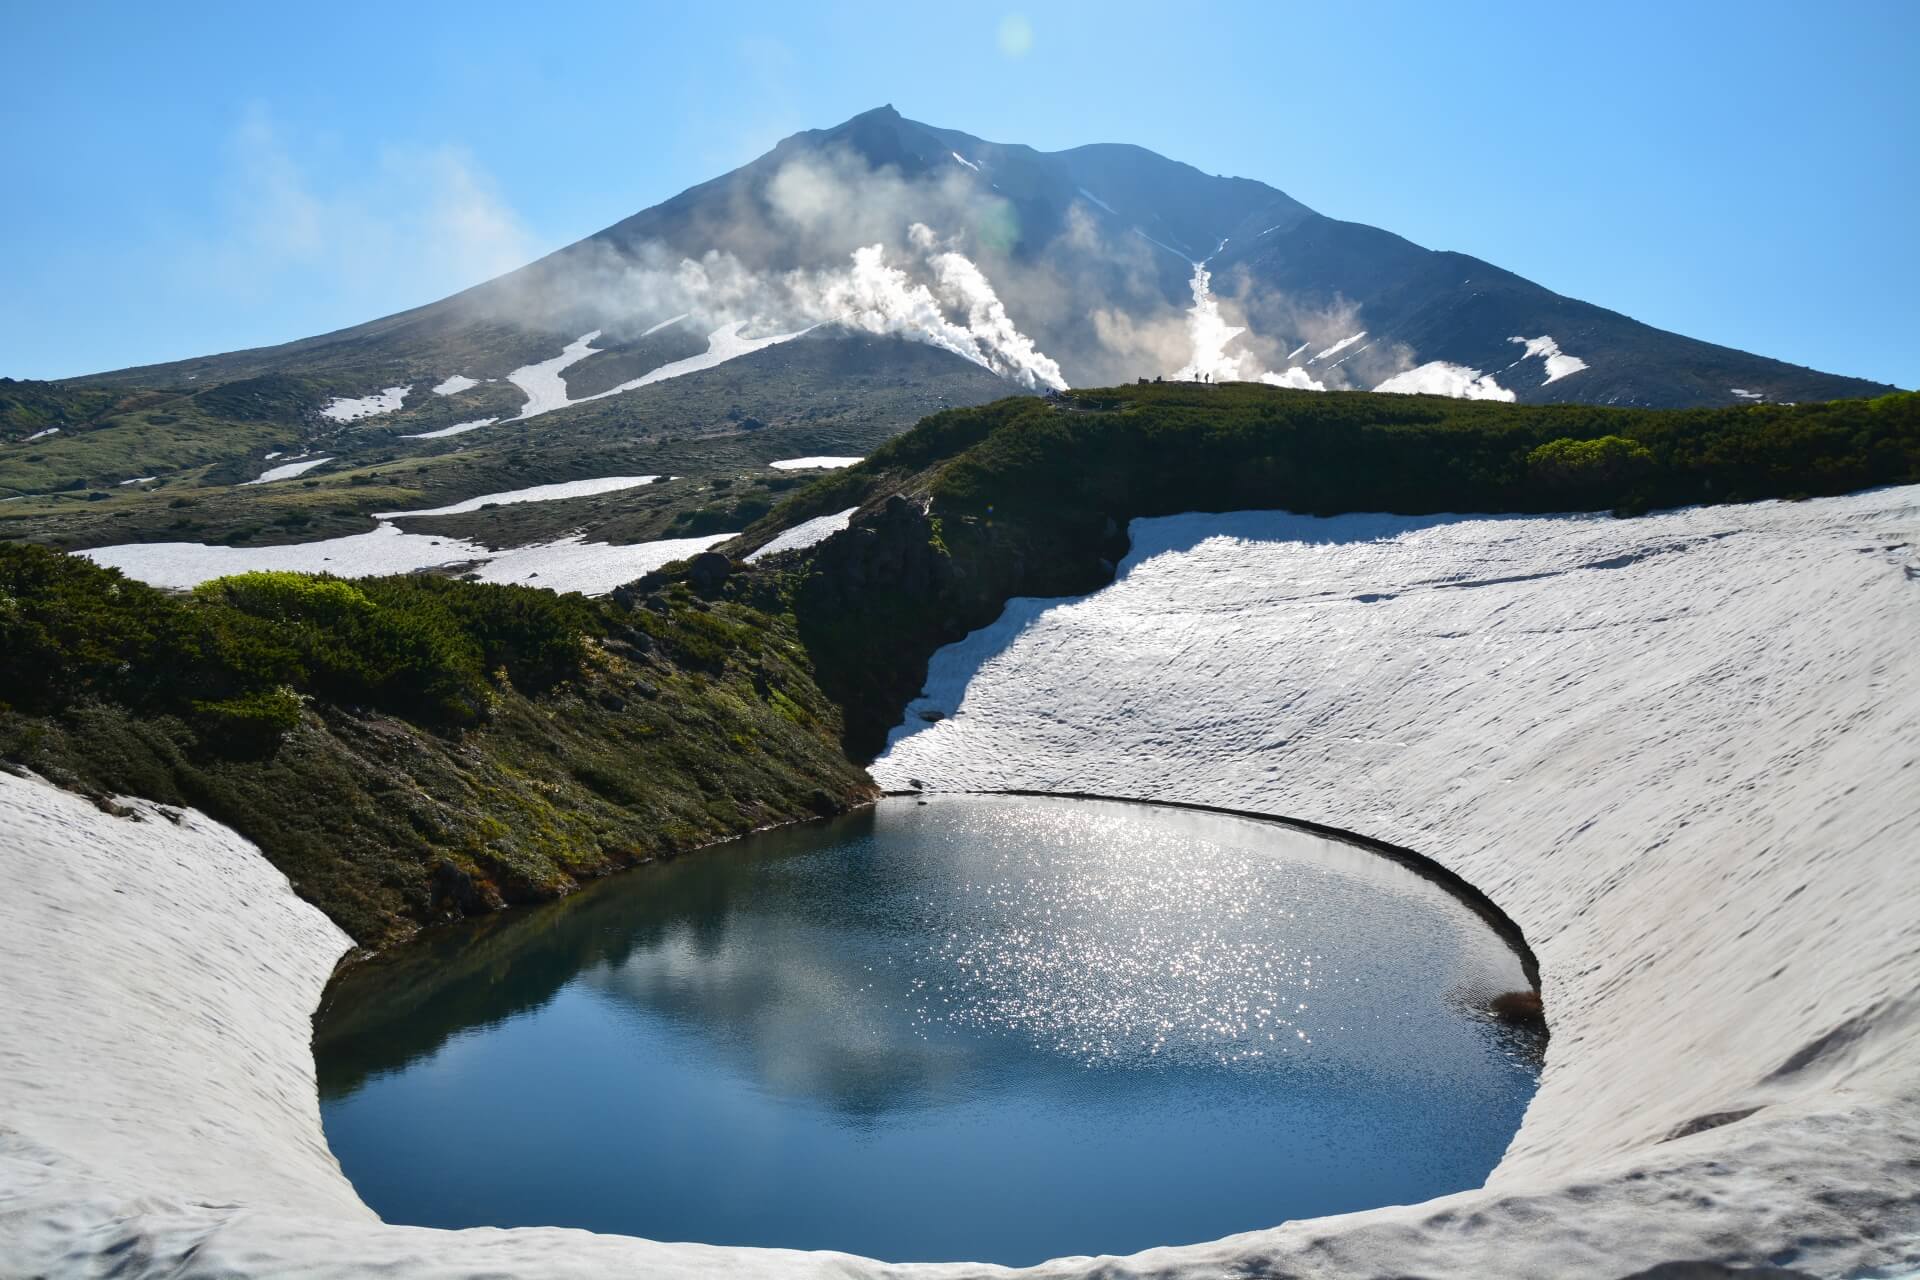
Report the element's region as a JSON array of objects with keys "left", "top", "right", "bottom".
[{"left": 72, "top": 107, "right": 1893, "bottom": 410}]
